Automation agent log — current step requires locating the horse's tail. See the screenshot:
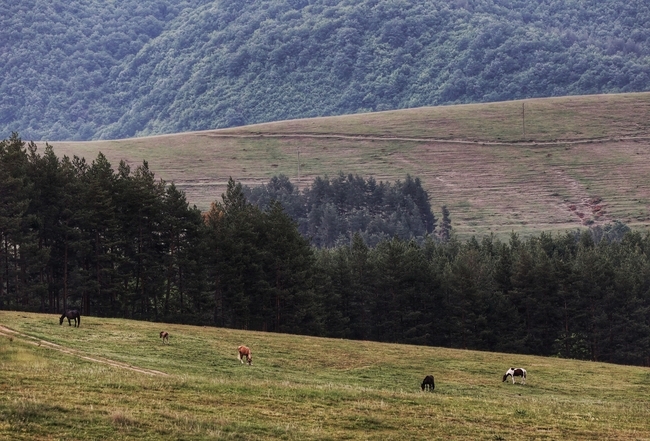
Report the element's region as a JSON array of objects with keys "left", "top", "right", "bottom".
[{"left": 77, "top": 314, "right": 80, "bottom": 326}]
